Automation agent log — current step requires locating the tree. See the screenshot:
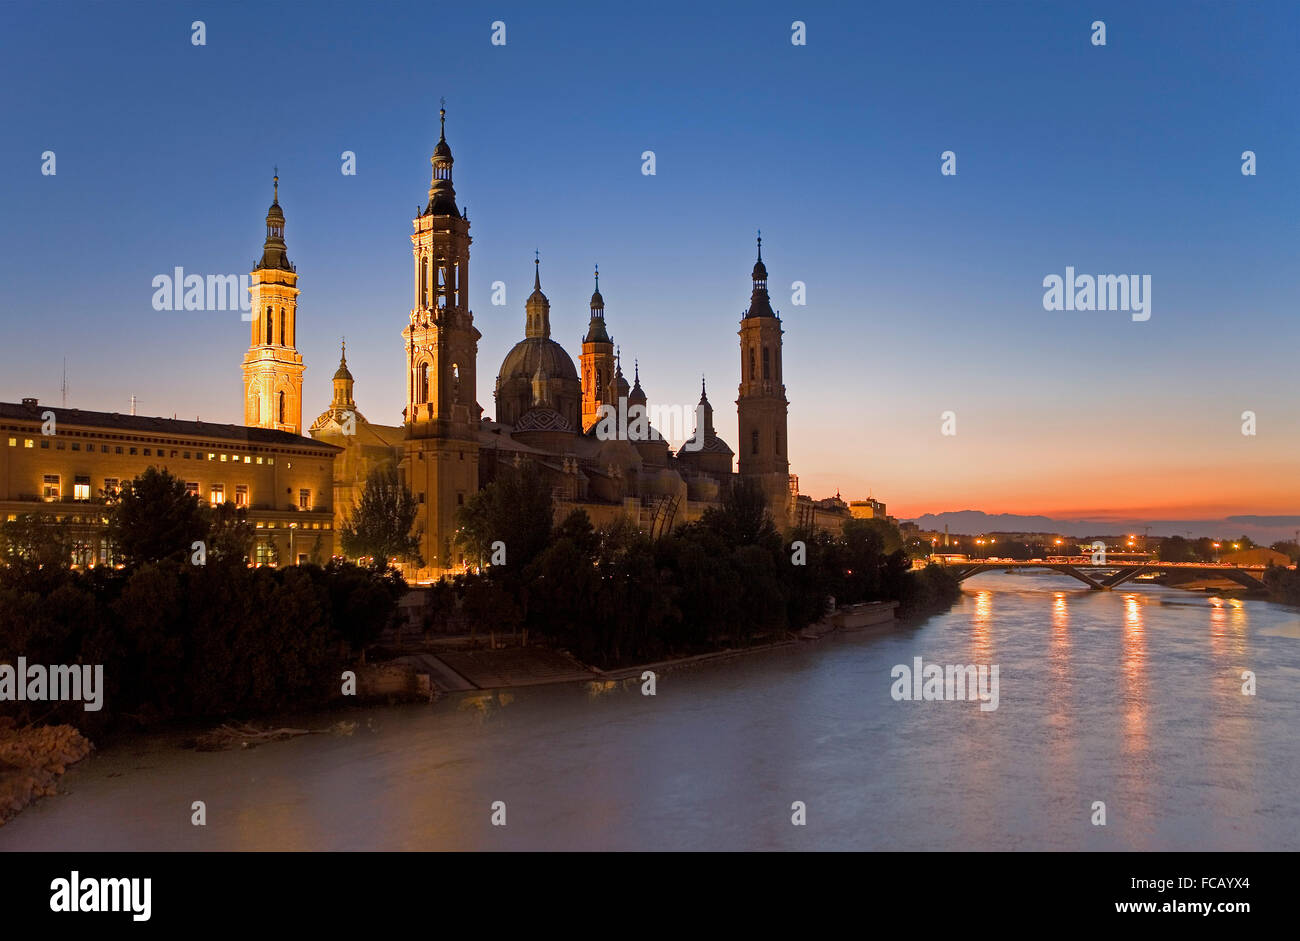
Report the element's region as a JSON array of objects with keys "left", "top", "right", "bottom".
[
  {"left": 0, "top": 513, "right": 75, "bottom": 570},
  {"left": 1158, "top": 535, "right": 1194, "bottom": 563},
  {"left": 208, "top": 501, "right": 254, "bottom": 565},
  {"left": 105, "top": 466, "right": 210, "bottom": 567},
  {"left": 455, "top": 463, "right": 553, "bottom": 575},
  {"left": 339, "top": 465, "right": 423, "bottom": 568}
]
